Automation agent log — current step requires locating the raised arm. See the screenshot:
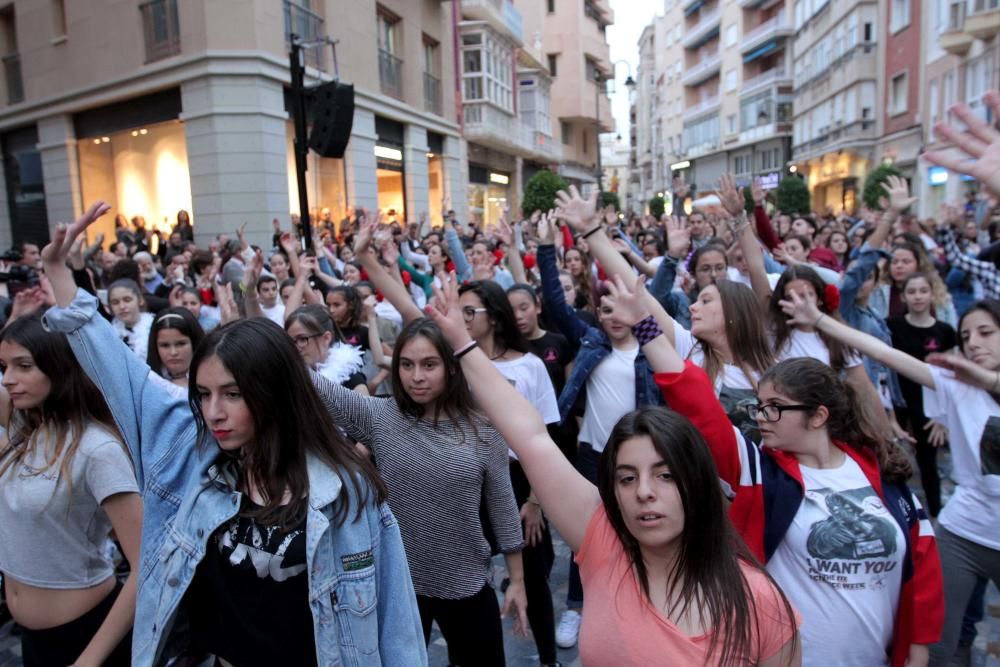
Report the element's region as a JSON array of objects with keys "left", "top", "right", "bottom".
[
  {"left": 495, "top": 217, "right": 527, "bottom": 285},
  {"left": 241, "top": 249, "right": 265, "bottom": 319},
  {"left": 781, "top": 290, "right": 935, "bottom": 388},
  {"left": 355, "top": 216, "right": 424, "bottom": 324},
  {"left": 425, "top": 273, "right": 600, "bottom": 552},
  {"left": 719, "top": 174, "right": 771, "bottom": 305}
]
